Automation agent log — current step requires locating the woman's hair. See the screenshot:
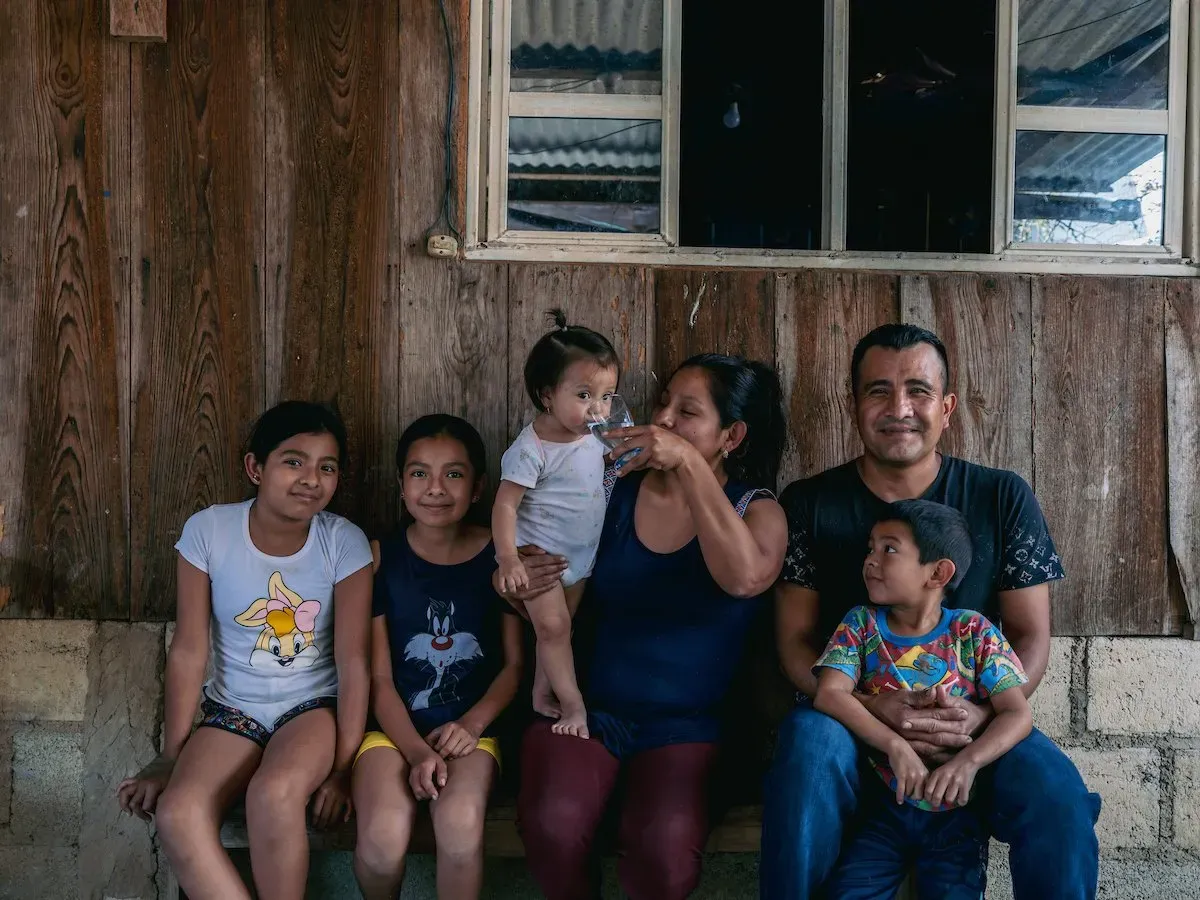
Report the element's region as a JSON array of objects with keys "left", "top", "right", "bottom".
[
  {"left": 674, "top": 354, "right": 786, "bottom": 490},
  {"left": 394, "top": 414, "right": 488, "bottom": 482},
  {"left": 247, "top": 400, "right": 348, "bottom": 468},
  {"left": 524, "top": 308, "right": 620, "bottom": 412}
]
